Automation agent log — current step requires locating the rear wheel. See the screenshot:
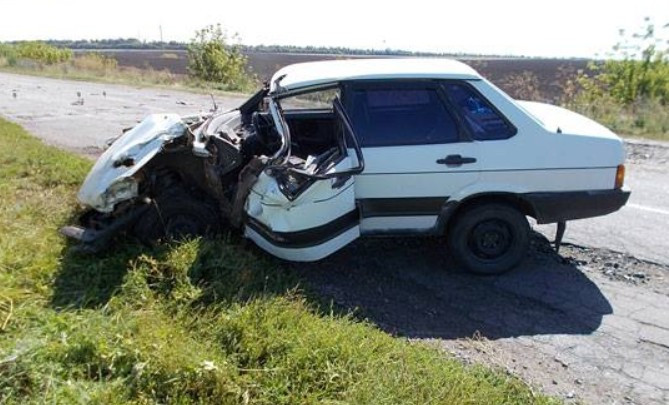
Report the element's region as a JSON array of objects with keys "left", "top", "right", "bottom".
[
  {"left": 447, "top": 203, "right": 529, "bottom": 275},
  {"left": 132, "top": 190, "right": 221, "bottom": 244}
]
